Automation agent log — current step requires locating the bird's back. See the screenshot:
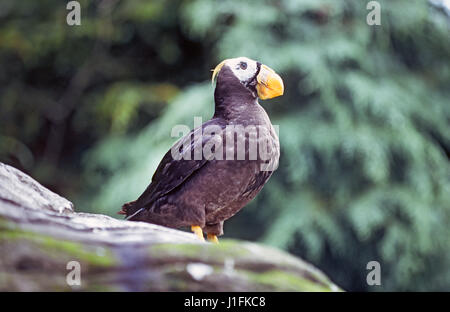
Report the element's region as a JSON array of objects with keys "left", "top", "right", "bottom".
[{"left": 122, "top": 106, "right": 279, "bottom": 230}]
